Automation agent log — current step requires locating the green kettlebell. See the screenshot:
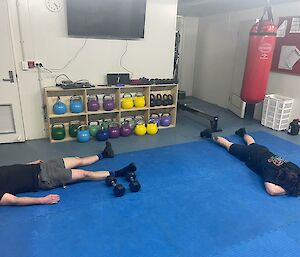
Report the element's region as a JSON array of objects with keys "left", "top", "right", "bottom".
[
  {"left": 89, "top": 121, "right": 101, "bottom": 137},
  {"left": 102, "top": 119, "right": 112, "bottom": 131},
  {"left": 69, "top": 121, "right": 80, "bottom": 138},
  {"left": 51, "top": 123, "right": 66, "bottom": 140}
]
